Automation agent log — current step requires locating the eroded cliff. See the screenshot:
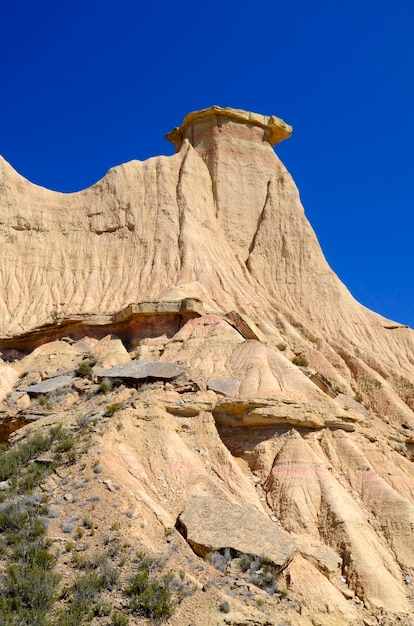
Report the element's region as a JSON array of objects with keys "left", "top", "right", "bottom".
[{"left": 1, "top": 106, "right": 414, "bottom": 625}]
